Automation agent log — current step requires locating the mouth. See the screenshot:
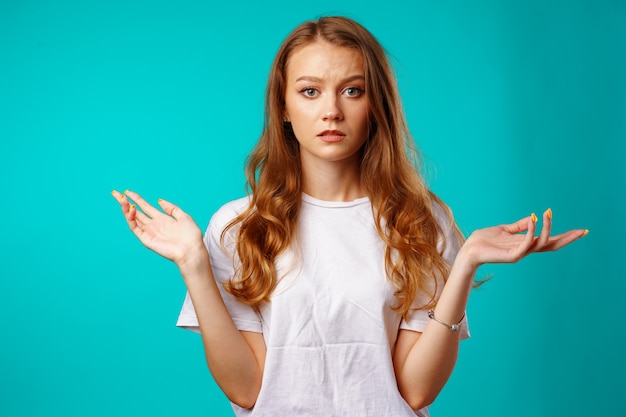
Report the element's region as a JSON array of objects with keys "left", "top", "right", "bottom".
[{"left": 317, "top": 130, "right": 346, "bottom": 142}]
